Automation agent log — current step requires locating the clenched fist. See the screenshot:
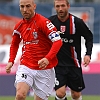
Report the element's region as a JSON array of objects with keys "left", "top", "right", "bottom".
[
  {"left": 83, "top": 55, "right": 91, "bottom": 67},
  {"left": 38, "top": 58, "right": 49, "bottom": 69}
]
